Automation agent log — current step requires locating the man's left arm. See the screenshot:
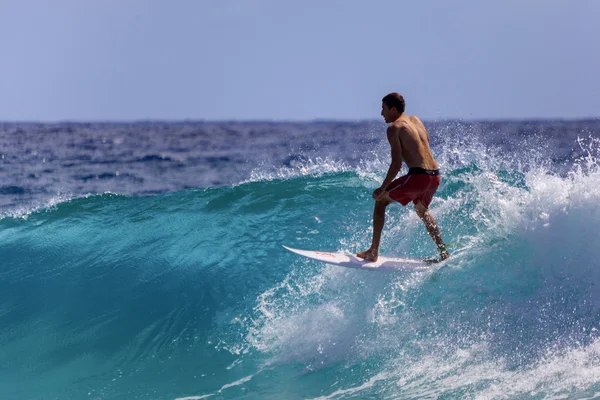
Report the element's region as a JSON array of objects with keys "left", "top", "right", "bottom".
[
  {"left": 381, "top": 126, "right": 404, "bottom": 187},
  {"left": 373, "top": 126, "right": 403, "bottom": 199}
]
